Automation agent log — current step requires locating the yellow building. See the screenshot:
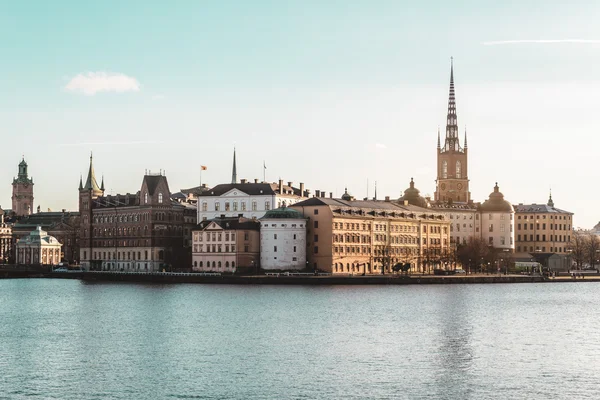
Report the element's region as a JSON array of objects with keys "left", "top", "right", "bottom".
[
  {"left": 514, "top": 194, "right": 573, "bottom": 254},
  {"left": 291, "top": 190, "right": 450, "bottom": 274}
]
